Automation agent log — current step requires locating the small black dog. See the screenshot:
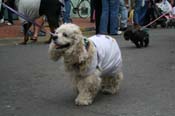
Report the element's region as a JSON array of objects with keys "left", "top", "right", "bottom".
[
  {"left": 166, "top": 19, "right": 175, "bottom": 28},
  {"left": 123, "top": 26, "right": 149, "bottom": 48}
]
